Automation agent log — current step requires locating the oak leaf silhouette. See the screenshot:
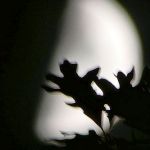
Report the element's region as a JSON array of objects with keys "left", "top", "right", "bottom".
[
  {"left": 42, "top": 60, "right": 150, "bottom": 135},
  {"left": 42, "top": 60, "right": 105, "bottom": 127}
]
